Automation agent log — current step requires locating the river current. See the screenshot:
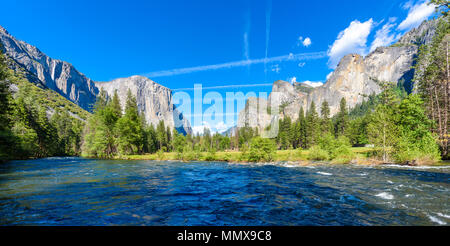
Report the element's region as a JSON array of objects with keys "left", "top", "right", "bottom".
[{"left": 0, "top": 157, "right": 449, "bottom": 225}]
